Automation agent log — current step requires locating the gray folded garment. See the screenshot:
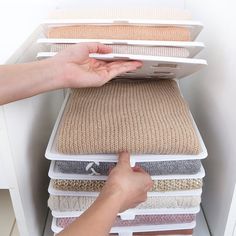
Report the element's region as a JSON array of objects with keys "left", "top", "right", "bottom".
[{"left": 55, "top": 160, "right": 201, "bottom": 176}]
